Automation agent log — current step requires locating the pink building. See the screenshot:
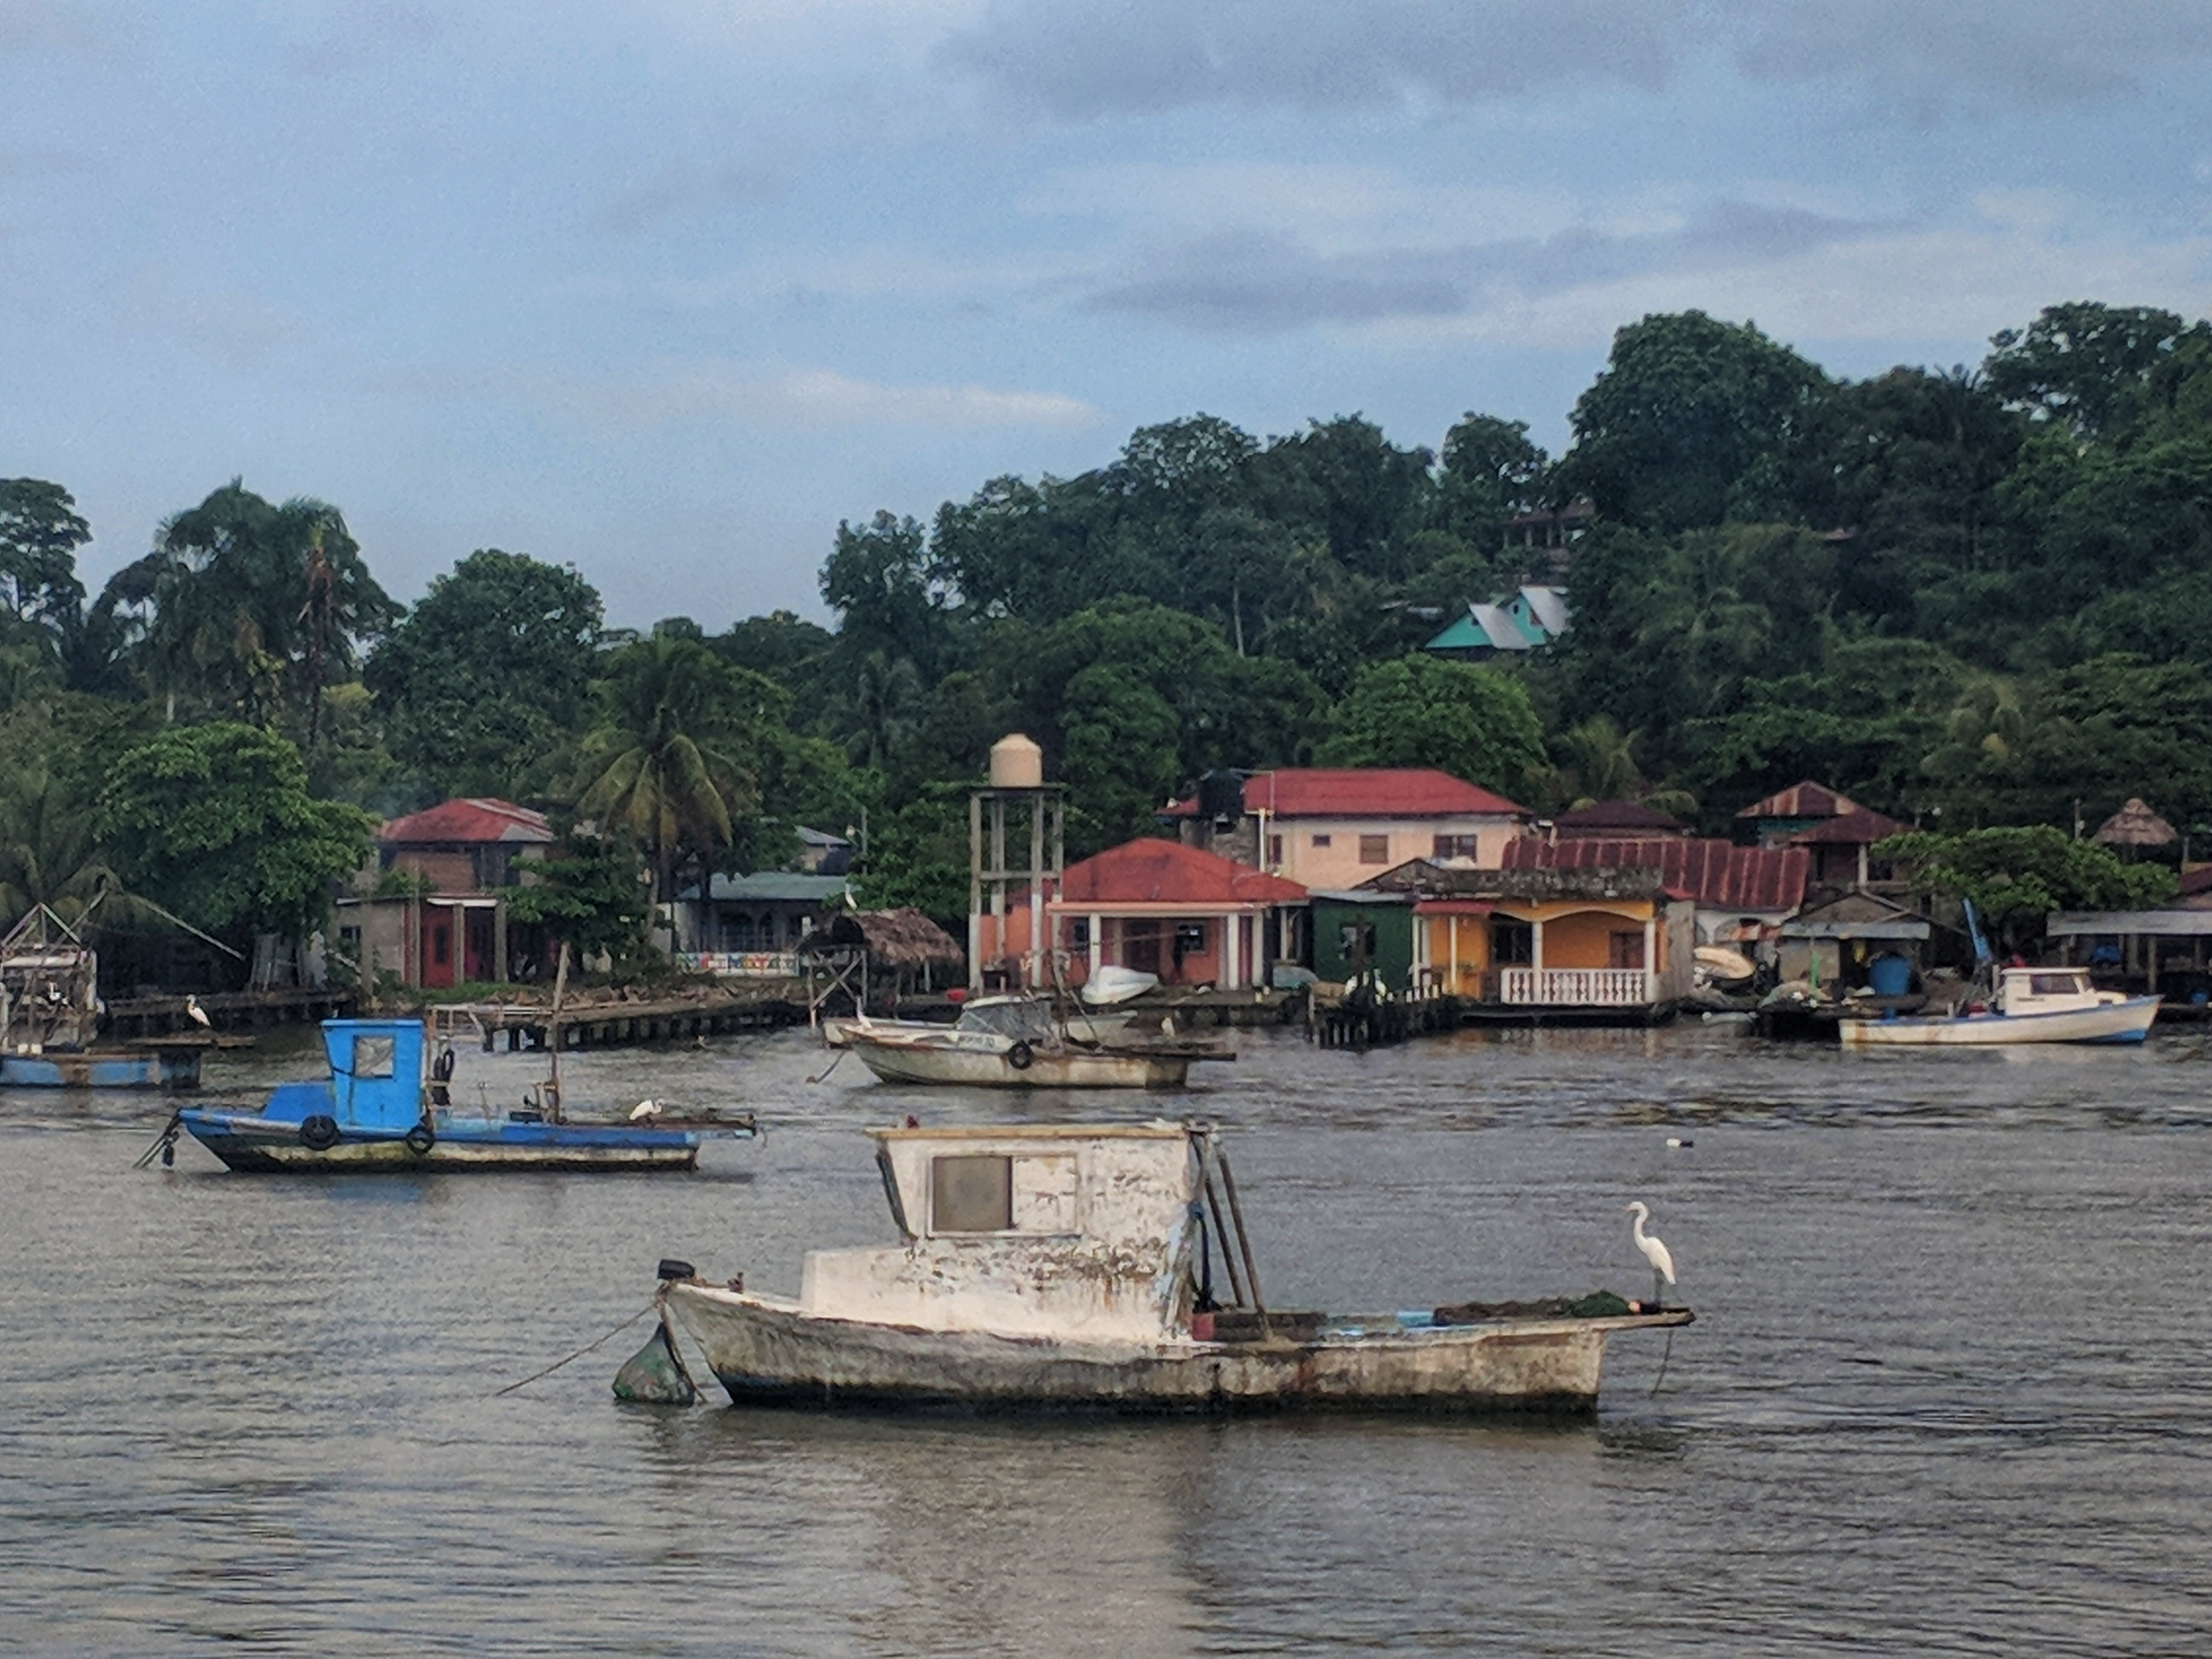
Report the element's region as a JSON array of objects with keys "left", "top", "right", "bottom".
[{"left": 1167, "top": 768, "right": 1530, "bottom": 887}]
